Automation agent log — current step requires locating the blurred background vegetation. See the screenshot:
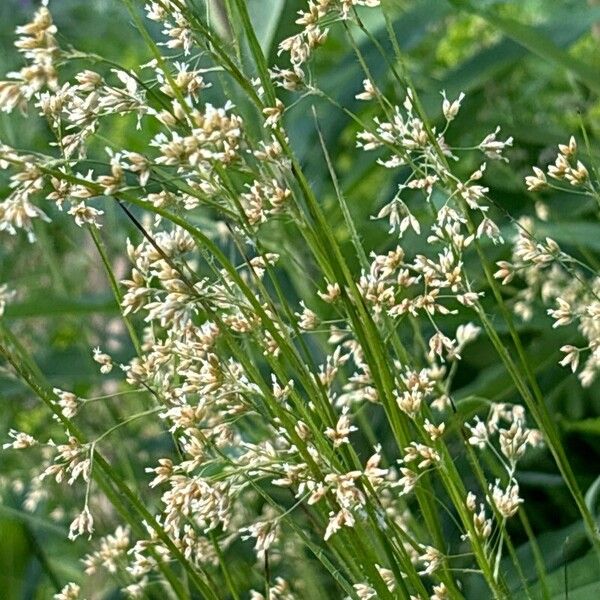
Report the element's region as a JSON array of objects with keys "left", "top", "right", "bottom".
[{"left": 2, "top": 0, "right": 600, "bottom": 597}]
